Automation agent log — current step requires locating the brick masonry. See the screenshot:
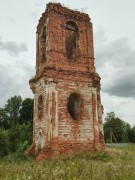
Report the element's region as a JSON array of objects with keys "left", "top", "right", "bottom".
[{"left": 27, "top": 3, "right": 105, "bottom": 160}]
